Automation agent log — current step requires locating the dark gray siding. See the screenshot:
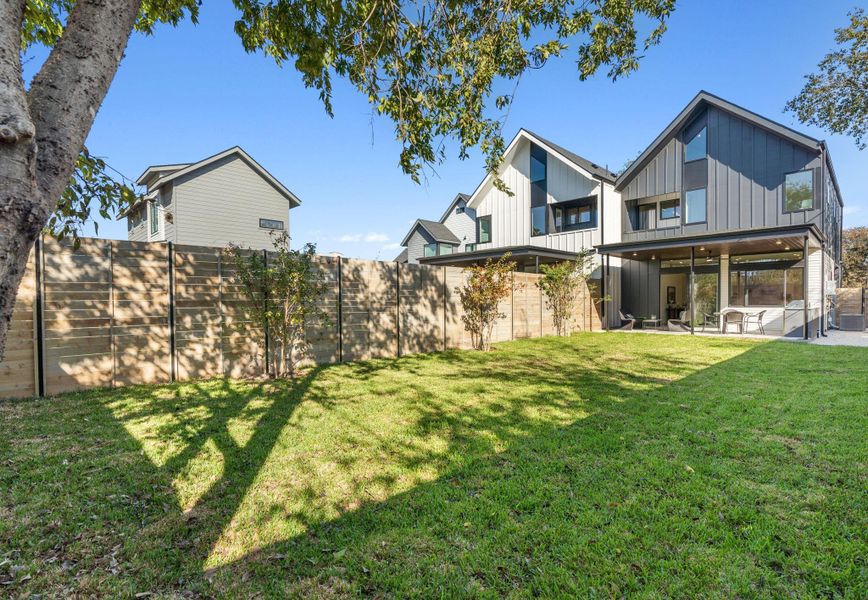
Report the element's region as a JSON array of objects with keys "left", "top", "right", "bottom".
[
  {"left": 620, "top": 258, "right": 660, "bottom": 318},
  {"left": 620, "top": 106, "right": 823, "bottom": 243}
]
